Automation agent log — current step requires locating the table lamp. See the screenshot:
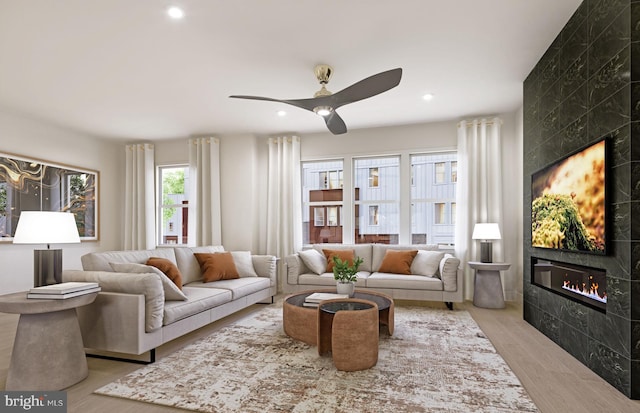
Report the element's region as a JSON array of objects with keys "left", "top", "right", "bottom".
[
  {"left": 472, "top": 223, "right": 501, "bottom": 263},
  {"left": 12, "top": 211, "right": 81, "bottom": 287}
]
